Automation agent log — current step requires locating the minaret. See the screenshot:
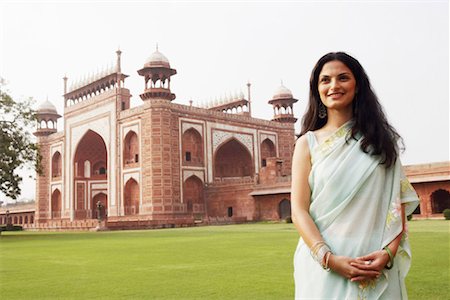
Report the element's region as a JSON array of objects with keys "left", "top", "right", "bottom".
[
  {"left": 268, "top": 83, "right": 298, "bottom": 123},
  {"left": 33, "top": 99, "right": 61, "bottom": 137},
  {"left": 137, "top": 46, "right": 177, "bottom": 101}
]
